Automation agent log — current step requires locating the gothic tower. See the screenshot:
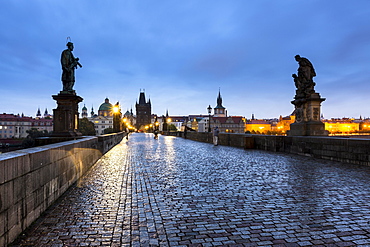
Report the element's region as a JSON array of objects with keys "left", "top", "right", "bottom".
[
  {"left": 214, "top": 89, "right": 226, "bottom": 117},
  {"left": 135, "top": 90, "right": 152, "bottom": 130}
]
